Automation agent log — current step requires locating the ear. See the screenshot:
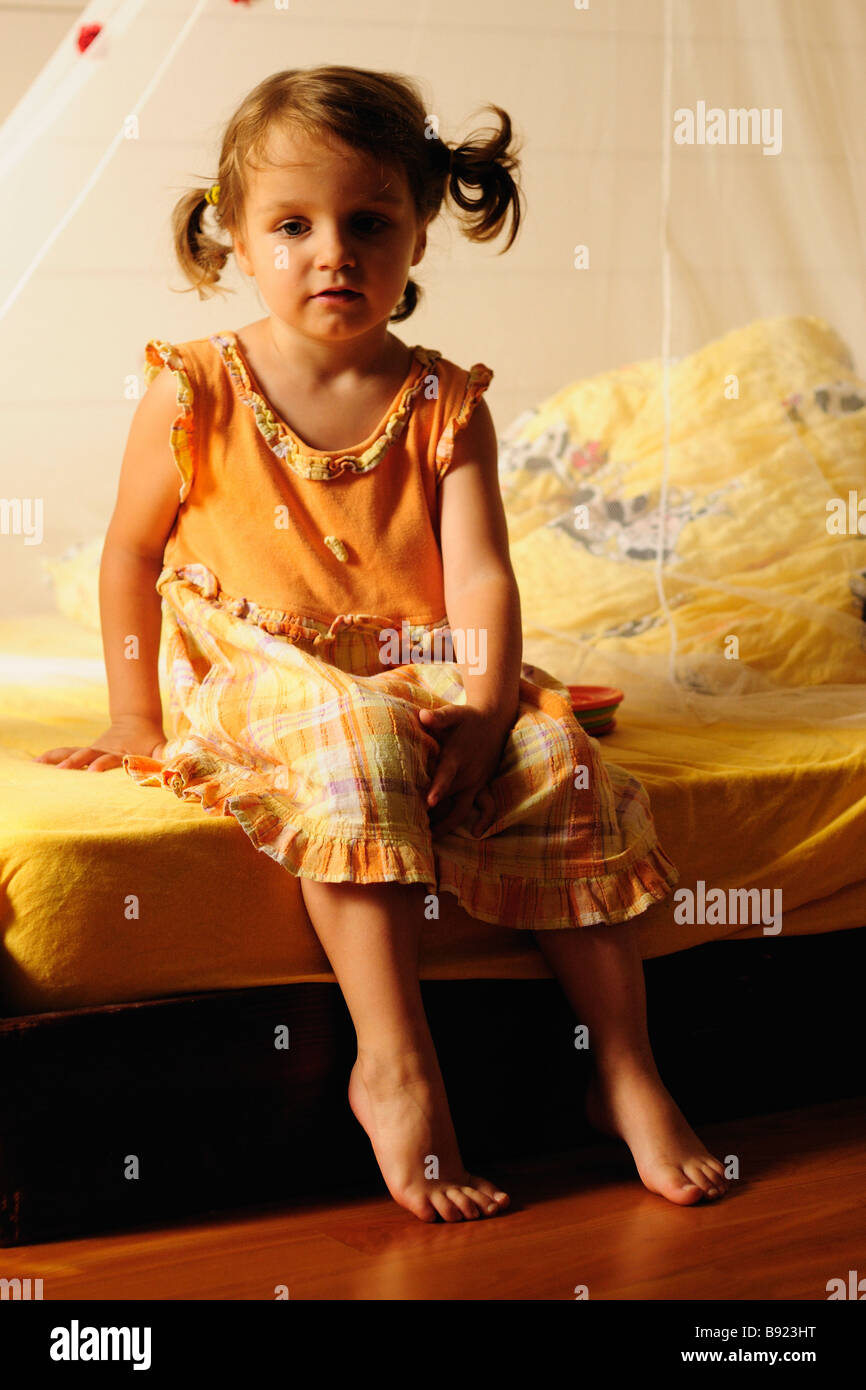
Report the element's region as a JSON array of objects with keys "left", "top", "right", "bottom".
[
  {"left": 411, "top": 216, "right": 432, "bottom": 268},
  {"left": 233, "top": 236, "right": 254, "bottom": 278}
]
